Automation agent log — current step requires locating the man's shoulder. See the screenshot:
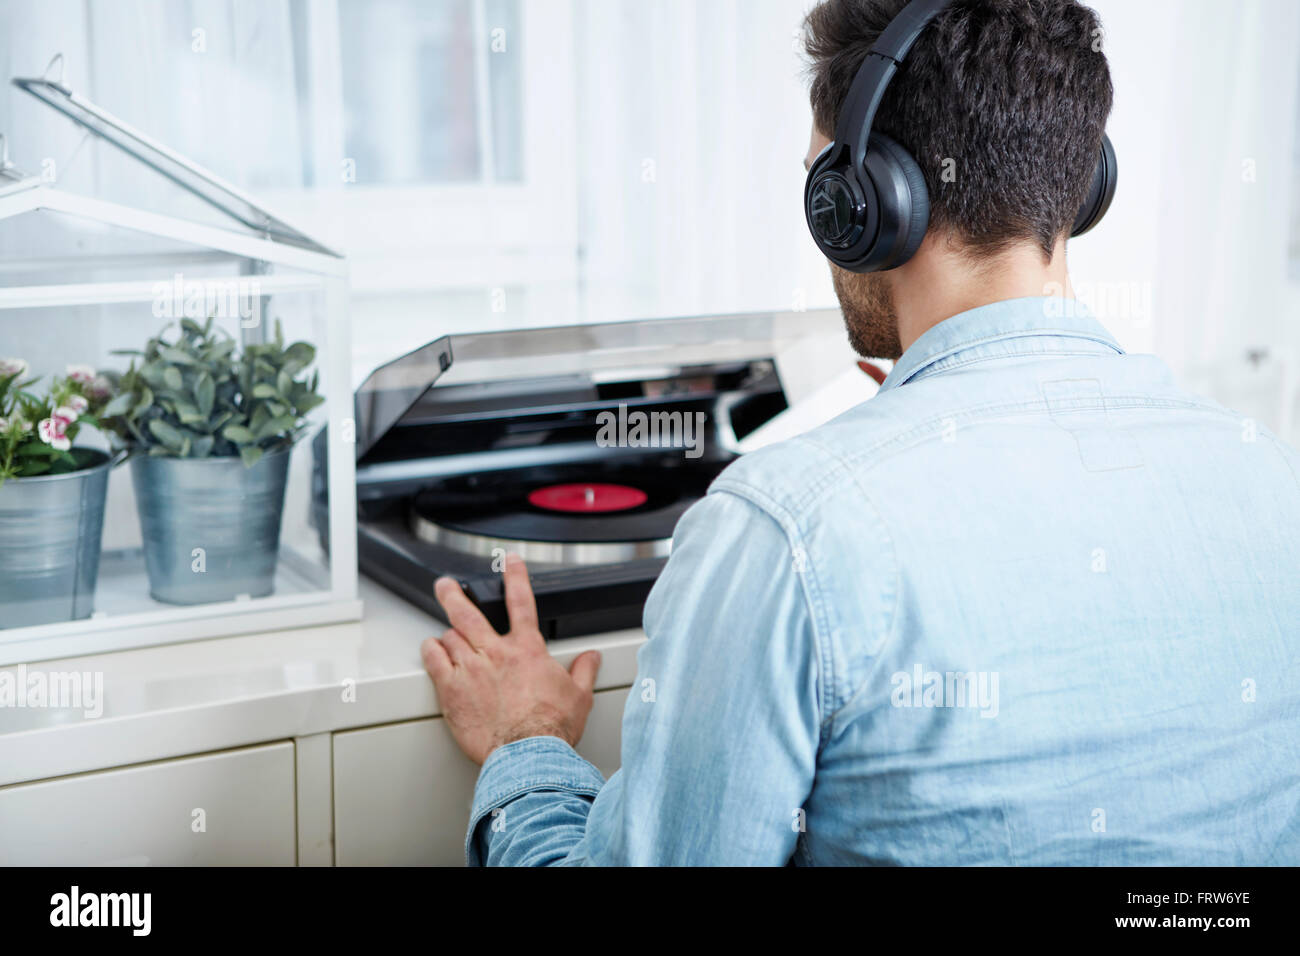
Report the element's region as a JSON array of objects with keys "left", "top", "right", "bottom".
[{"left": 709, "top": 397, "right": 908, "bottom": 522}]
